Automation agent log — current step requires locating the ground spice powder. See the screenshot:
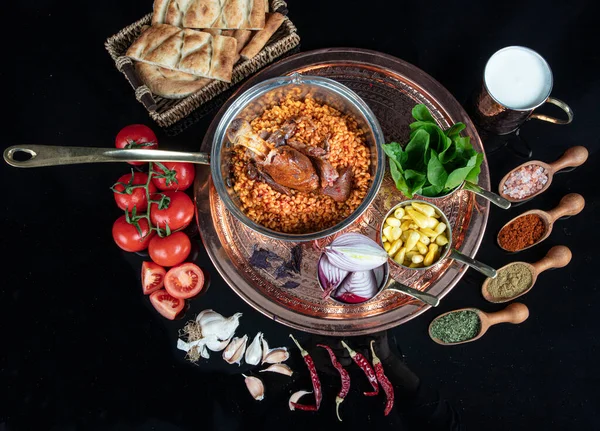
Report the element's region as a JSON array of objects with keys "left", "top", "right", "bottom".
[
  {"left": 486, "top": 263, "right": 533, "bottom": 300},
  {"left": 498, "top": 214, "right": 546, "bottom": 251},
  {"left": 429, "top": 310, "right": 481, "bottom": 343}
]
